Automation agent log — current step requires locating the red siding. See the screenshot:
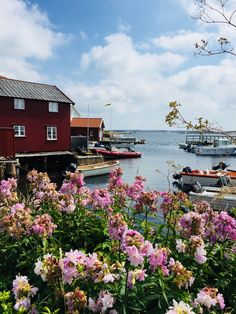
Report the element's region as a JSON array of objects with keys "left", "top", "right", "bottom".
[
  {"left": 0, "top": 127, "right": 15, "bottom": 157},
  {"left": 71, "top": 127, "right": 100, "bottom": 141},
  {"left": 0, "top": 96, "right": 71, "bottom": 153}
]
